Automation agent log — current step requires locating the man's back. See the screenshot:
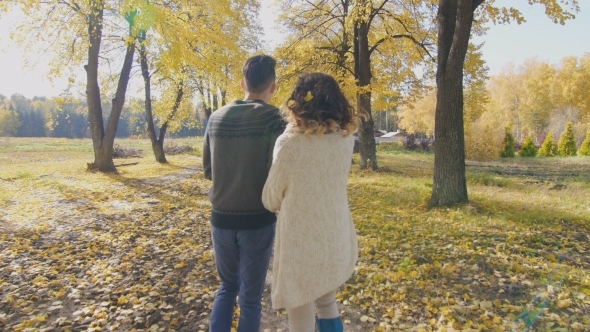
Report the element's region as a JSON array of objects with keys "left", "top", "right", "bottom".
[
  {"left": 203, "top": 100, "right": 284, "bottom": 228},
  {"left": 205, "top": 54, "right": 281, "bottom": 332}
]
